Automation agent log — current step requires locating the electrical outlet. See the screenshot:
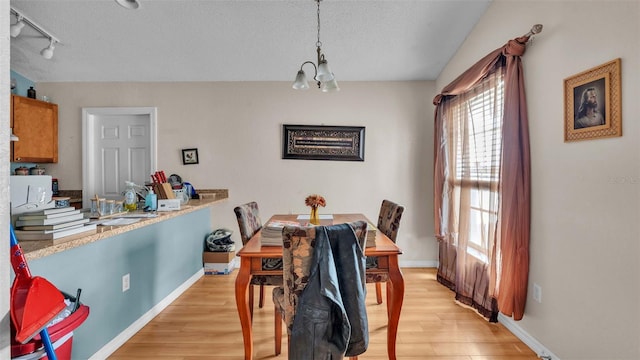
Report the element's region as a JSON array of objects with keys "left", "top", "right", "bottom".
[
  {"left": 122, "top": 273, "right": 130, "bottom": 292},
  {"left": 533, "top": 283, "right": 542, "bottom": 303}
]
